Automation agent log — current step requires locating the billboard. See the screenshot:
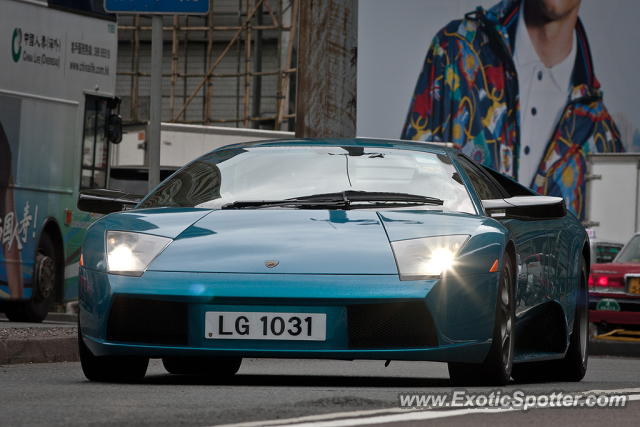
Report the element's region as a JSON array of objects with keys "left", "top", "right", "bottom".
[{"left": 358, "top": 0, "right": 640, "bottom": 220}]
